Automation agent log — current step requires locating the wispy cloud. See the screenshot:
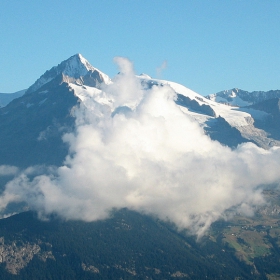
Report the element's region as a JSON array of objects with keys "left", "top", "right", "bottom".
[{"left": 156, "top": 60, "right": 167, "bottom": 78}]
